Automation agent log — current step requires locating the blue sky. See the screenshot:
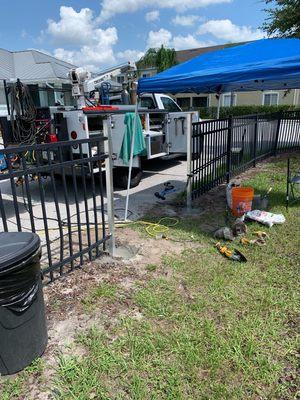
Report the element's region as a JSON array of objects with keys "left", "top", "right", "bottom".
[{"left": 0, "top": 0, "right": 268, "bottom": 71}]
